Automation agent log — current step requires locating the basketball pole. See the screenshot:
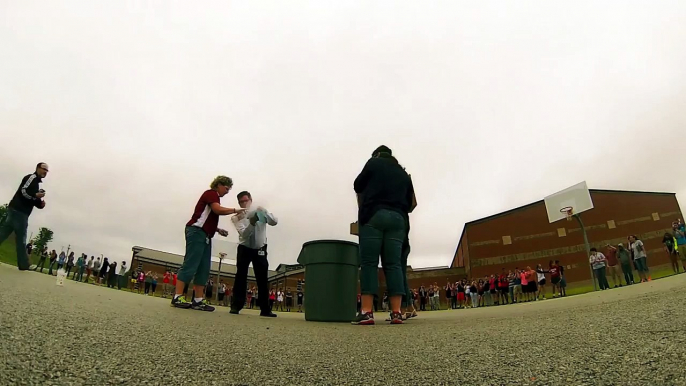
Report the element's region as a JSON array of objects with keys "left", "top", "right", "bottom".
[{"left": 573, "top": 214, "right": 598, "bottom": 291}]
